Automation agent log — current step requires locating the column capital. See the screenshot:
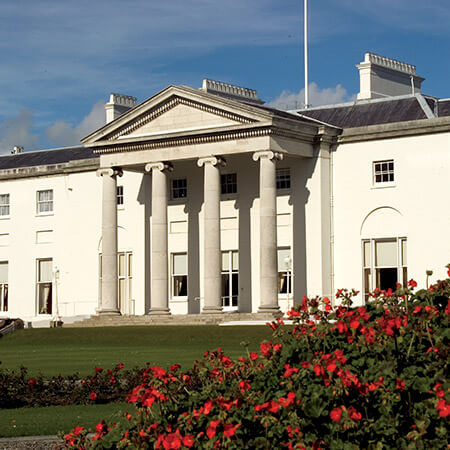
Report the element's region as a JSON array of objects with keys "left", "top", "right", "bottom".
[
  {"left": 145, "top": 162, "right": 173, "bottom": 173},
  {"left": 197, "top": 156, "right": 226, "bottom": 168},
  {"left": 96, "top": 167, "right": 123, "bottom": 178},
  {"left": 252, "top": 150, "right": 283, "bottom": 162}
]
